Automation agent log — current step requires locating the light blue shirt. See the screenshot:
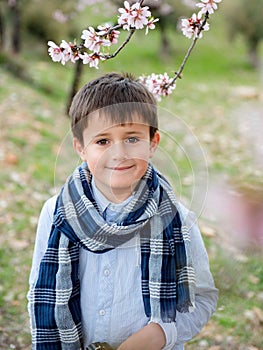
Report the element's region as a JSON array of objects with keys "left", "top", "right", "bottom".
[{"left": 28, "top": 182, "right": 218, "bottom": 349}]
